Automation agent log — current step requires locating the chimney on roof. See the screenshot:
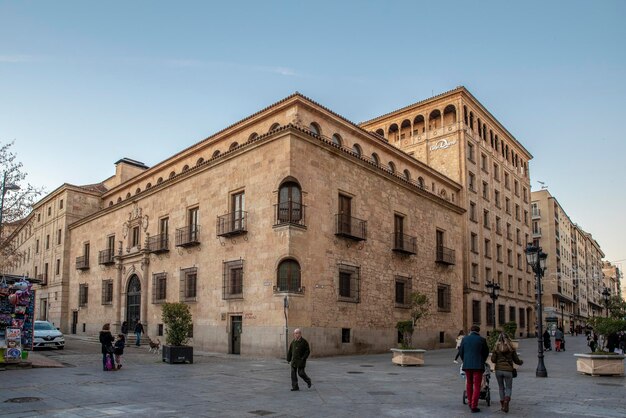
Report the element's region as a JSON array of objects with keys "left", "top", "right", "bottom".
[{"left": 111, "top": 158, "right": 149, "bottom": 187}]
